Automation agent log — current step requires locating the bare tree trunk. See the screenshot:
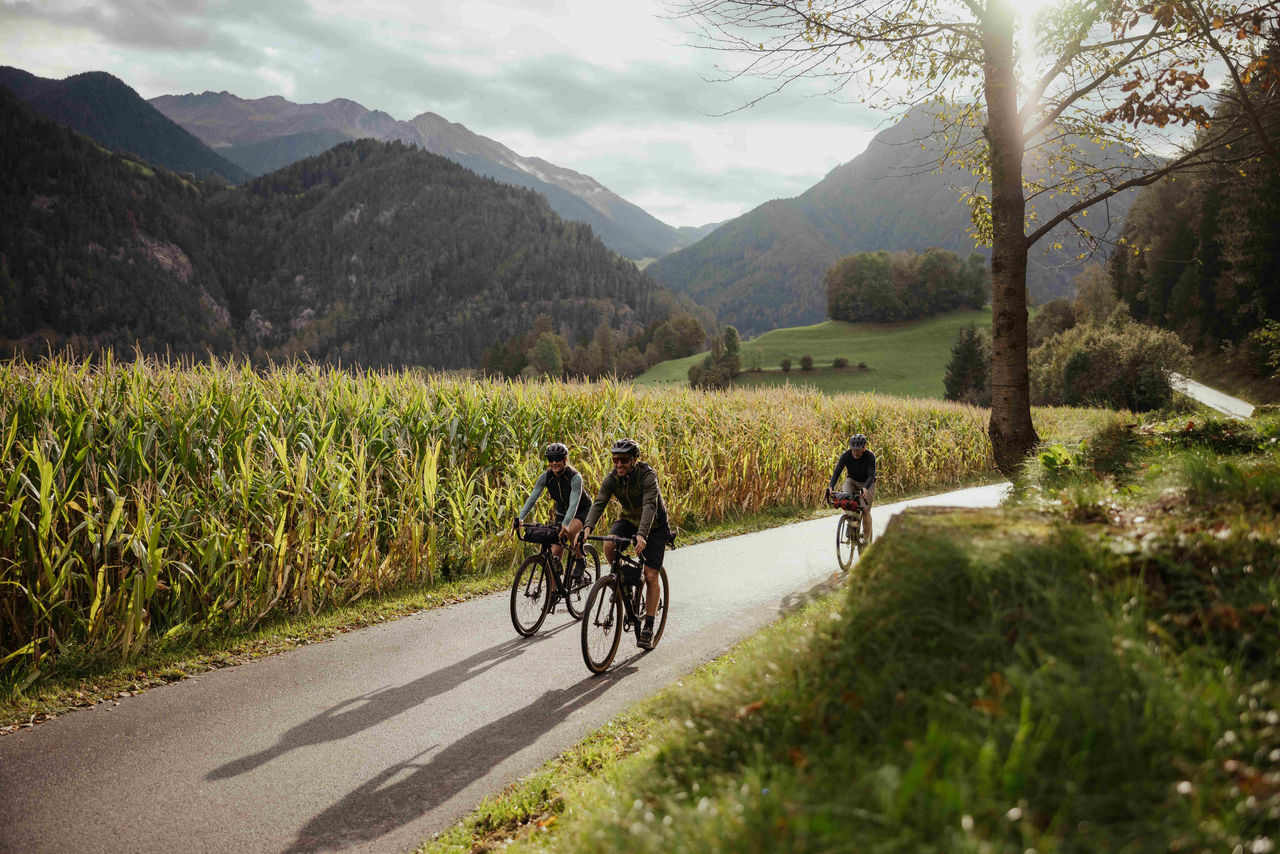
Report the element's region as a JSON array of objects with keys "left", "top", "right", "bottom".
[{"left": 982, "top": 0, "right": 1039, "bottom": 475}]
